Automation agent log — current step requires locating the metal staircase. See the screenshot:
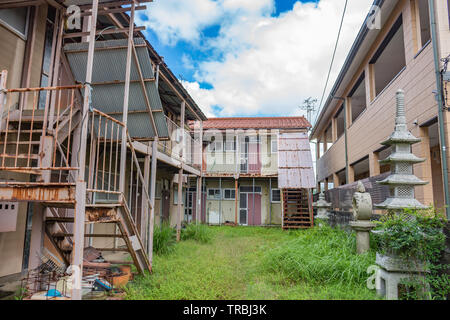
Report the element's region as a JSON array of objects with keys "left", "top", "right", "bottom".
[{"left": 282, "top": 189, "right": 314, "bottom": 229}]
